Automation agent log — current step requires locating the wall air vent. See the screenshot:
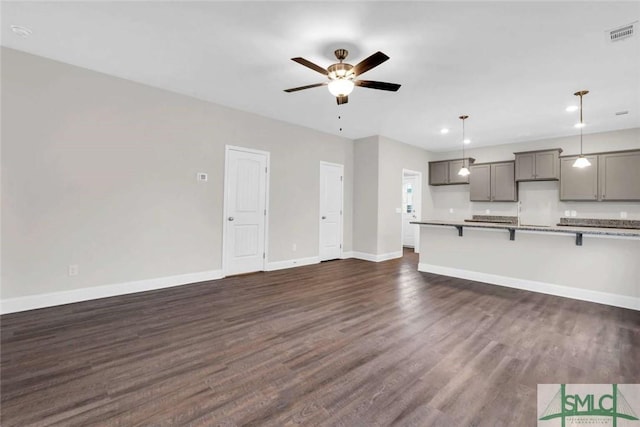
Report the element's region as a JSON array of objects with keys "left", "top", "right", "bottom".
[{"left": 609, "top": 22, "right": 636, "bottom": 42}]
